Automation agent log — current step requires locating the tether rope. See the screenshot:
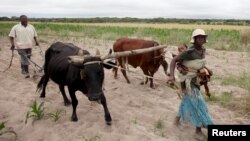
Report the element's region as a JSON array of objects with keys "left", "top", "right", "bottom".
[{"left": 102, "top": 61, "right": 182, "bottom": 99}]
